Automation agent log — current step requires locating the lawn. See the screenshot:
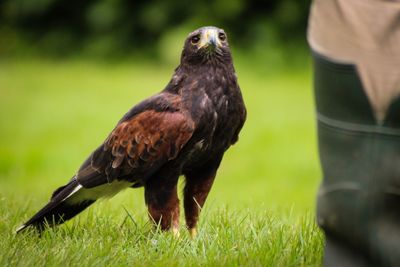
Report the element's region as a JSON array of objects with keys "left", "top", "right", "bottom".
[{"left": 0, "top": 57, "right": 323, "bottom": 266}]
